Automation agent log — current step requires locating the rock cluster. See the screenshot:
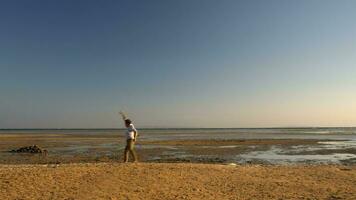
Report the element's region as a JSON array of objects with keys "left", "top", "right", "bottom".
[{"left": 11, "top": 145, "right": 48, "bottom": 154}]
